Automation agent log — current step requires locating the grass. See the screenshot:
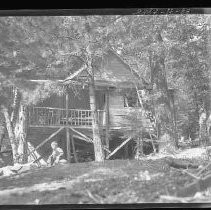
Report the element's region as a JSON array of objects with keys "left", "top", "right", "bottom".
[{"left": 0, "top": 147, "right": 210, "bottom": 204}]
